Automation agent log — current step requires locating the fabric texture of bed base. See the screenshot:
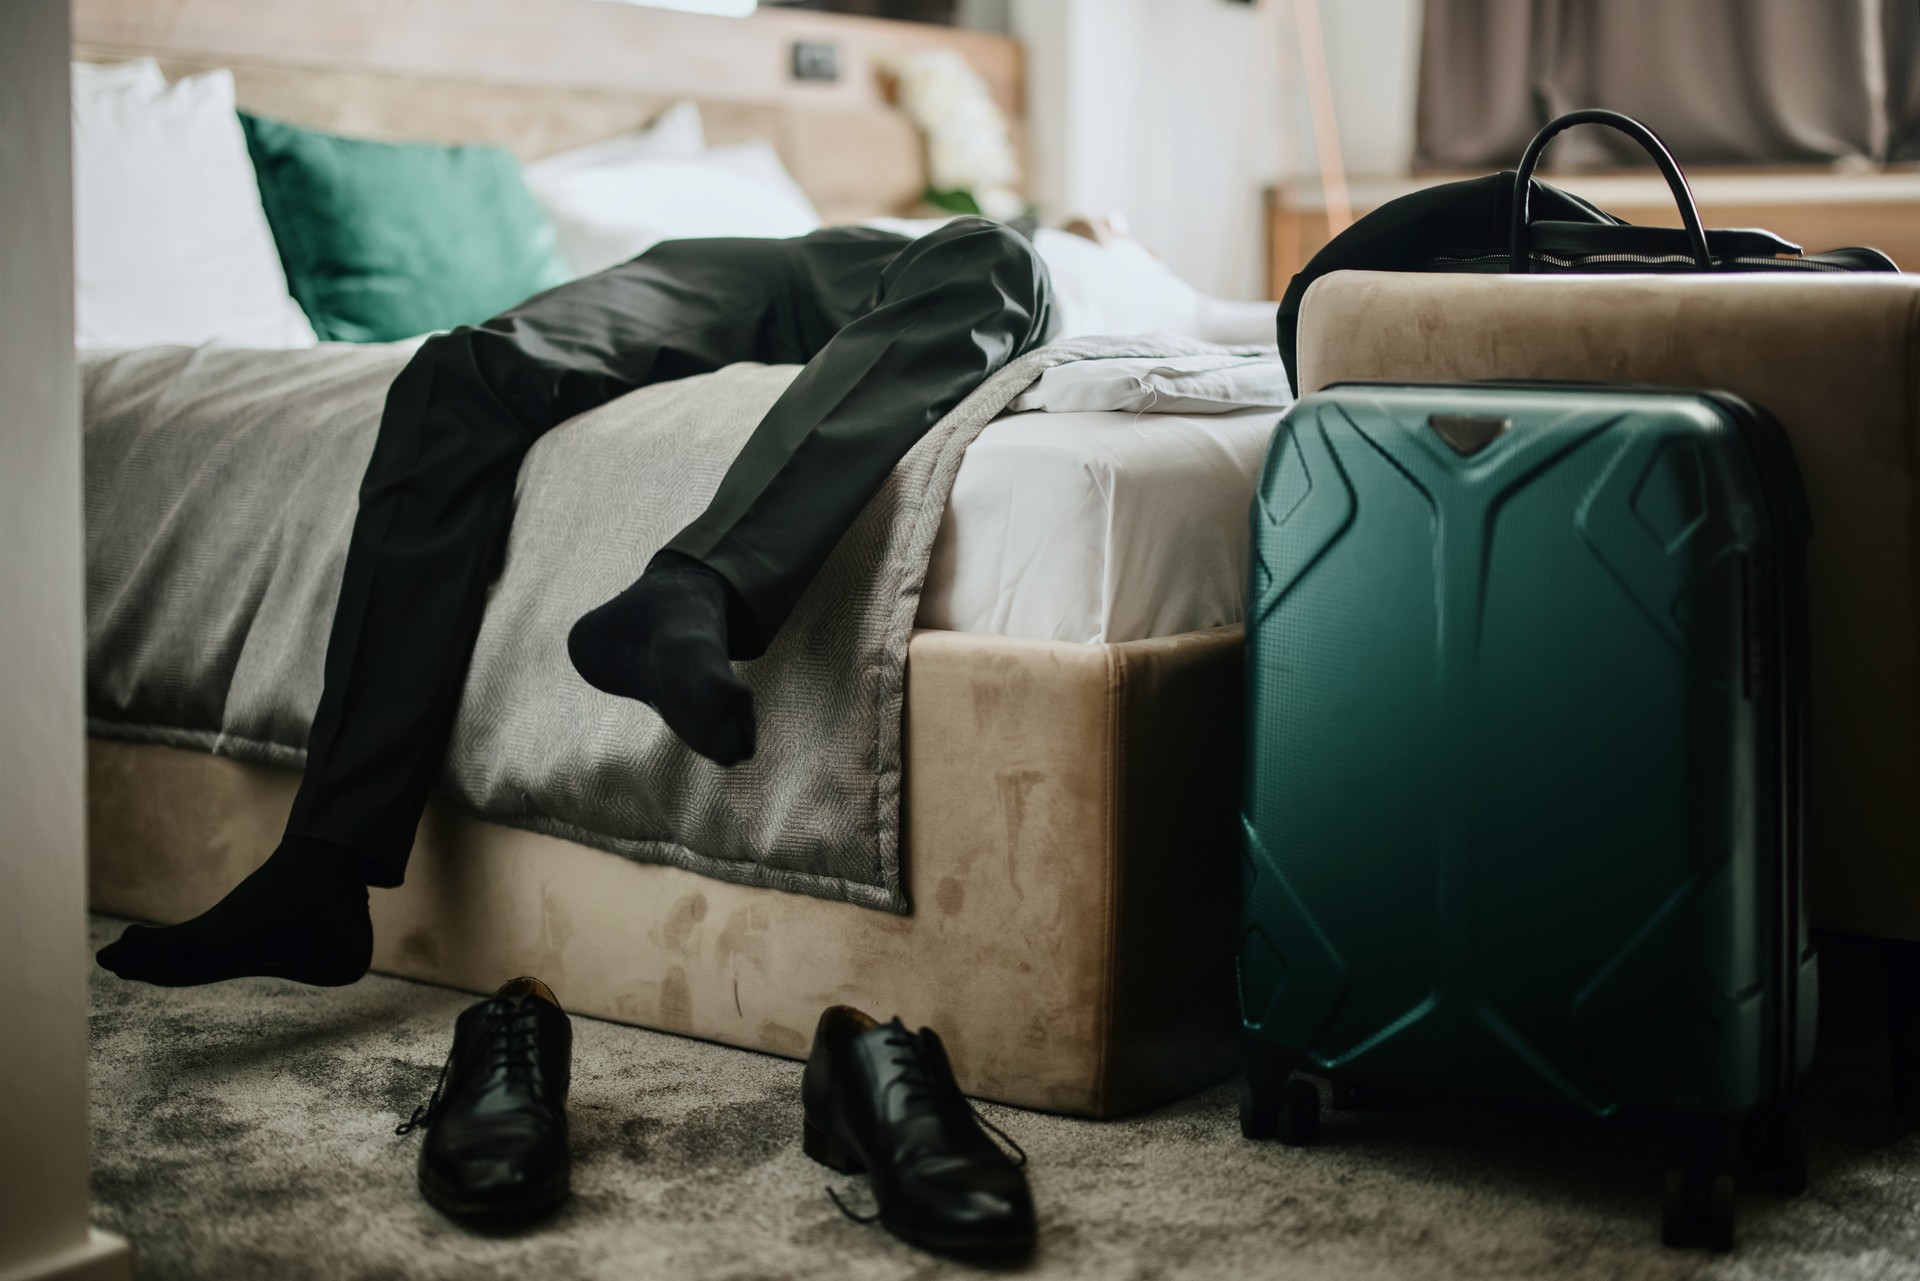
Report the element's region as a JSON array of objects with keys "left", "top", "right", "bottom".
[{"left": 86, "top": 626, "right": 1245, "bottom": 1117}]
